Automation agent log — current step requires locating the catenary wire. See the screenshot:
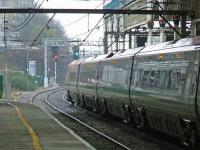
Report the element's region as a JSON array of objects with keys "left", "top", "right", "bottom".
[
  {"left": 79, "top": 14, "right": 105, "bottom": 46},
  {"left": 10, "top": 0, "right": 45, "bottom": 32},
  {"left": 12, "top": 0, "right": 40, "bottom": 29},
  {"left": 66, "top": 0, "right": 106, "bottom": 27},
  {"left": 30, "top": 13, "right": 56, "bottom": 46}
]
